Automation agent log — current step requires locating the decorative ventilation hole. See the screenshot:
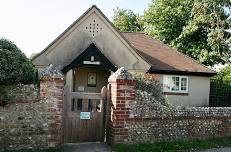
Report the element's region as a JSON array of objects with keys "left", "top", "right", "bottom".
[{"left": 85, "top": 20, "right": 103, "bottom": 37}]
